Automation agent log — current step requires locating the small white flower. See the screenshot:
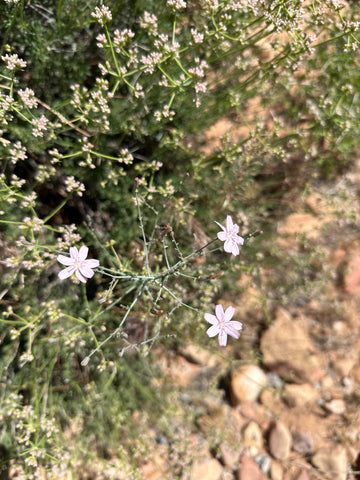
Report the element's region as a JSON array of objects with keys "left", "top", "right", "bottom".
[
  {"left": 205, "top": 304, "right": 243, "bottom": 346},
  {"left": 57, "top": 246, "right": 99, "bottom": 283},
  {"left": 215, "top": 215, "right": 244, "bottom": 256}
]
